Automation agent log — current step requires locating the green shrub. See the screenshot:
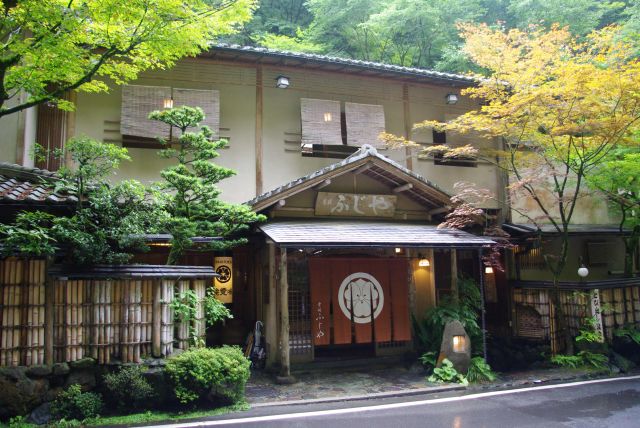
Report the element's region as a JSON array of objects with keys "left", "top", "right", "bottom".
[
  {"left": 427, "top": 359, "right": 468, "bottom": 386},
  {"left": 466, "top": 357, "right": 497, "bottom": 383},
  {"left": 419, "top": 351, "right": 437, "bottom": 372},
  {"left": 102, "top": 366, "right": 156, "bottom": 411},
  {"left": 413, "top": 277, "right": 483, "bottom": 355},
  {"left": 164, "top": 346, "right": 251, "bottom": 405},
  {"left": 51, "top": 384, "right": 103, "bottom": 421}
]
